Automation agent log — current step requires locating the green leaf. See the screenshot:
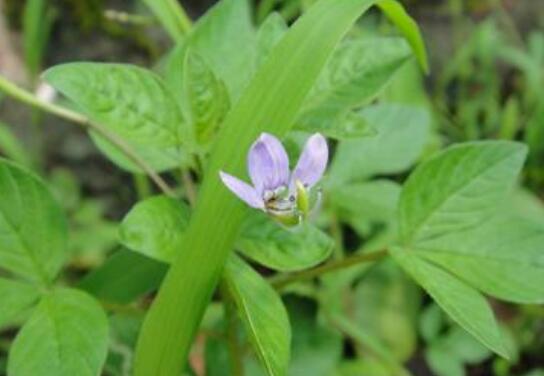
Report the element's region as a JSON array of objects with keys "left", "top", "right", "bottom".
[
  {"left": 399, "top": 141, "right": 527, "bottom": 244},
  {"left": 44, "top": 63, "right": 187, "bottom": 147},
  {"left": 183, "top": 52, "right": 231, "bottom": 144},
  {"left": 287, "top": 297, "right": 343, "bottom": 376},
  {"left": 237, "top": 212, "right": 333, "bottom": 272},
  {"left": 0, "top": 122, "right": 34, "bottom": 168},
  {"left": 352, "top": 262, "right": 418, "bottom": 361},
  {"left": 0, "top": 160, "right": 67, "bottom": 283},
  {"left": 188, "top": 0, "right": 256, "bottom": 100},
  {"left": 134, "top": 1, "right": 428, "bottom": 373},
  {"left": 0, "top": 277, "right": 40, "bottom": 328},
  {"left": 391, "top": 247, "right": 509, "bottom": 358},
  {"left": 329, "top": 104, "right": 430, "bottom": 183},
  {"left": 298, "top": 110, "right": 375, "bottom": 140},
  {"left": 413, "top": 217, "right": 544, "bottom": 304},
  {"left": 256, "top": 13, "right": 288, "bottom": 70},
  {"left": 89, "top": 134, "right": 187, "bottom": 173},
  {"left": 297, "top": 37, "right": 413, "bottom": 137},
  {"left": 224, "top": 256, "right": 291, "bottom": 376},
  {"left": 140, "top": 0, "right": 191, "bottom": 42},
  {"left": 78, "top": 249, "right": 167, "bottom": 304},
  {"left": 329, "top": 179, "right": 401, "bottom": 236},
  {"left": 119, "top": 196, "right": 190, "bottom": 263},
  {"left": 8, "top": 288, "right": 109, "bottom": 376},
  {"left": 376, "top": 0, "right": 429, "bottom": 73}
]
